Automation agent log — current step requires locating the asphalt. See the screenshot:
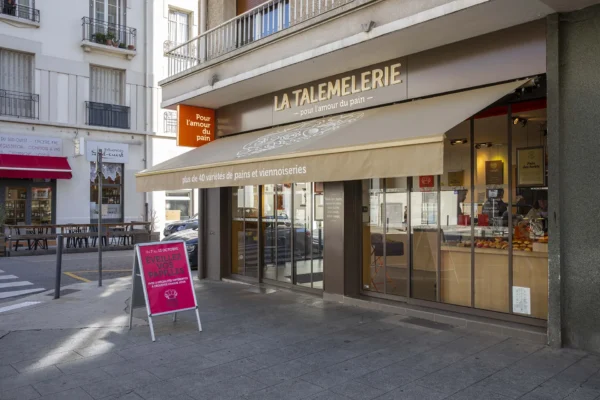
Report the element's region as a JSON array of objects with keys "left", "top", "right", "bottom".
[{"left": 0, "top": 250, "right": 135, "bottom": 303}]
